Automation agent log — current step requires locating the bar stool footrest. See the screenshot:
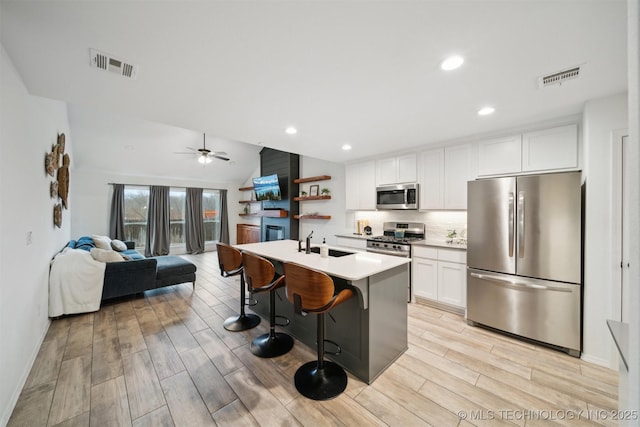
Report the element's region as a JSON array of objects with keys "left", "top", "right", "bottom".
[
  {"left": 223, "top": 313, "right": 261, "bottom": 332},
  {"left": 275, "top": 315, "right": 290, "bottom": 327},
  {"left": 294, "top": 360, "right": 347, "bottom": 401},
  {"left": 322, "top": 339, "right": 342, "bottom": 356}
]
